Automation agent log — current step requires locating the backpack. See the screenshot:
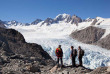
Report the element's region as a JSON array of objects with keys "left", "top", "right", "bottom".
[
  {"left": 80, "top": 49, "right": 84, "bottom": 56},
  {"left": 56, "top": 48, "right": 62, "bottom": 56},
  {"left": 73, "top": 49, "right": 77, "bottom": 57}
]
